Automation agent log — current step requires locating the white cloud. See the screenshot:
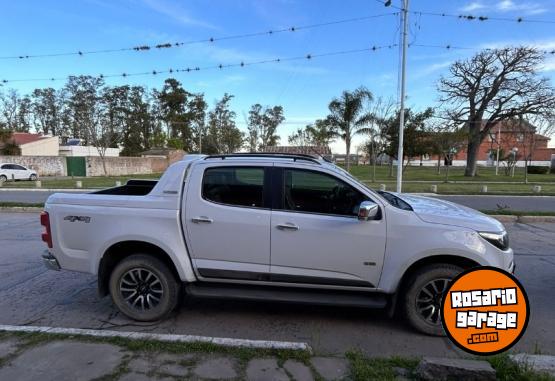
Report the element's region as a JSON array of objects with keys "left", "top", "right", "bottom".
[
  {"left": 459, "top": 2, "right": 487, "bottom": 12},
  {"left": 458, "top": 0, "right": 548, "bottom": 15},
  {"left": 495, "top": 0, "right": 547, "bottom": 15},
  {"left": 140, "top": 0, "right": 217, "bottom": 29},
  {"left": 412, "top": 61, "right": 453, "bottom": 79}
]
